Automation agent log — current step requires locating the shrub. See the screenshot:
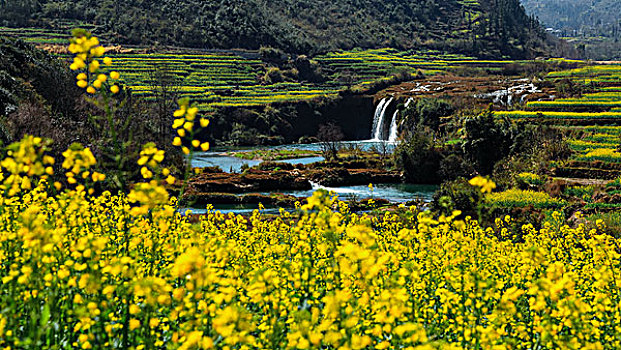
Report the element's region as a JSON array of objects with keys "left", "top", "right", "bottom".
[
  {"left": 432, "top": 178, "right": 483, "bottom": 217},
  {"left": 394, "top": 129, "right": 441, "bottom": 183}
]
